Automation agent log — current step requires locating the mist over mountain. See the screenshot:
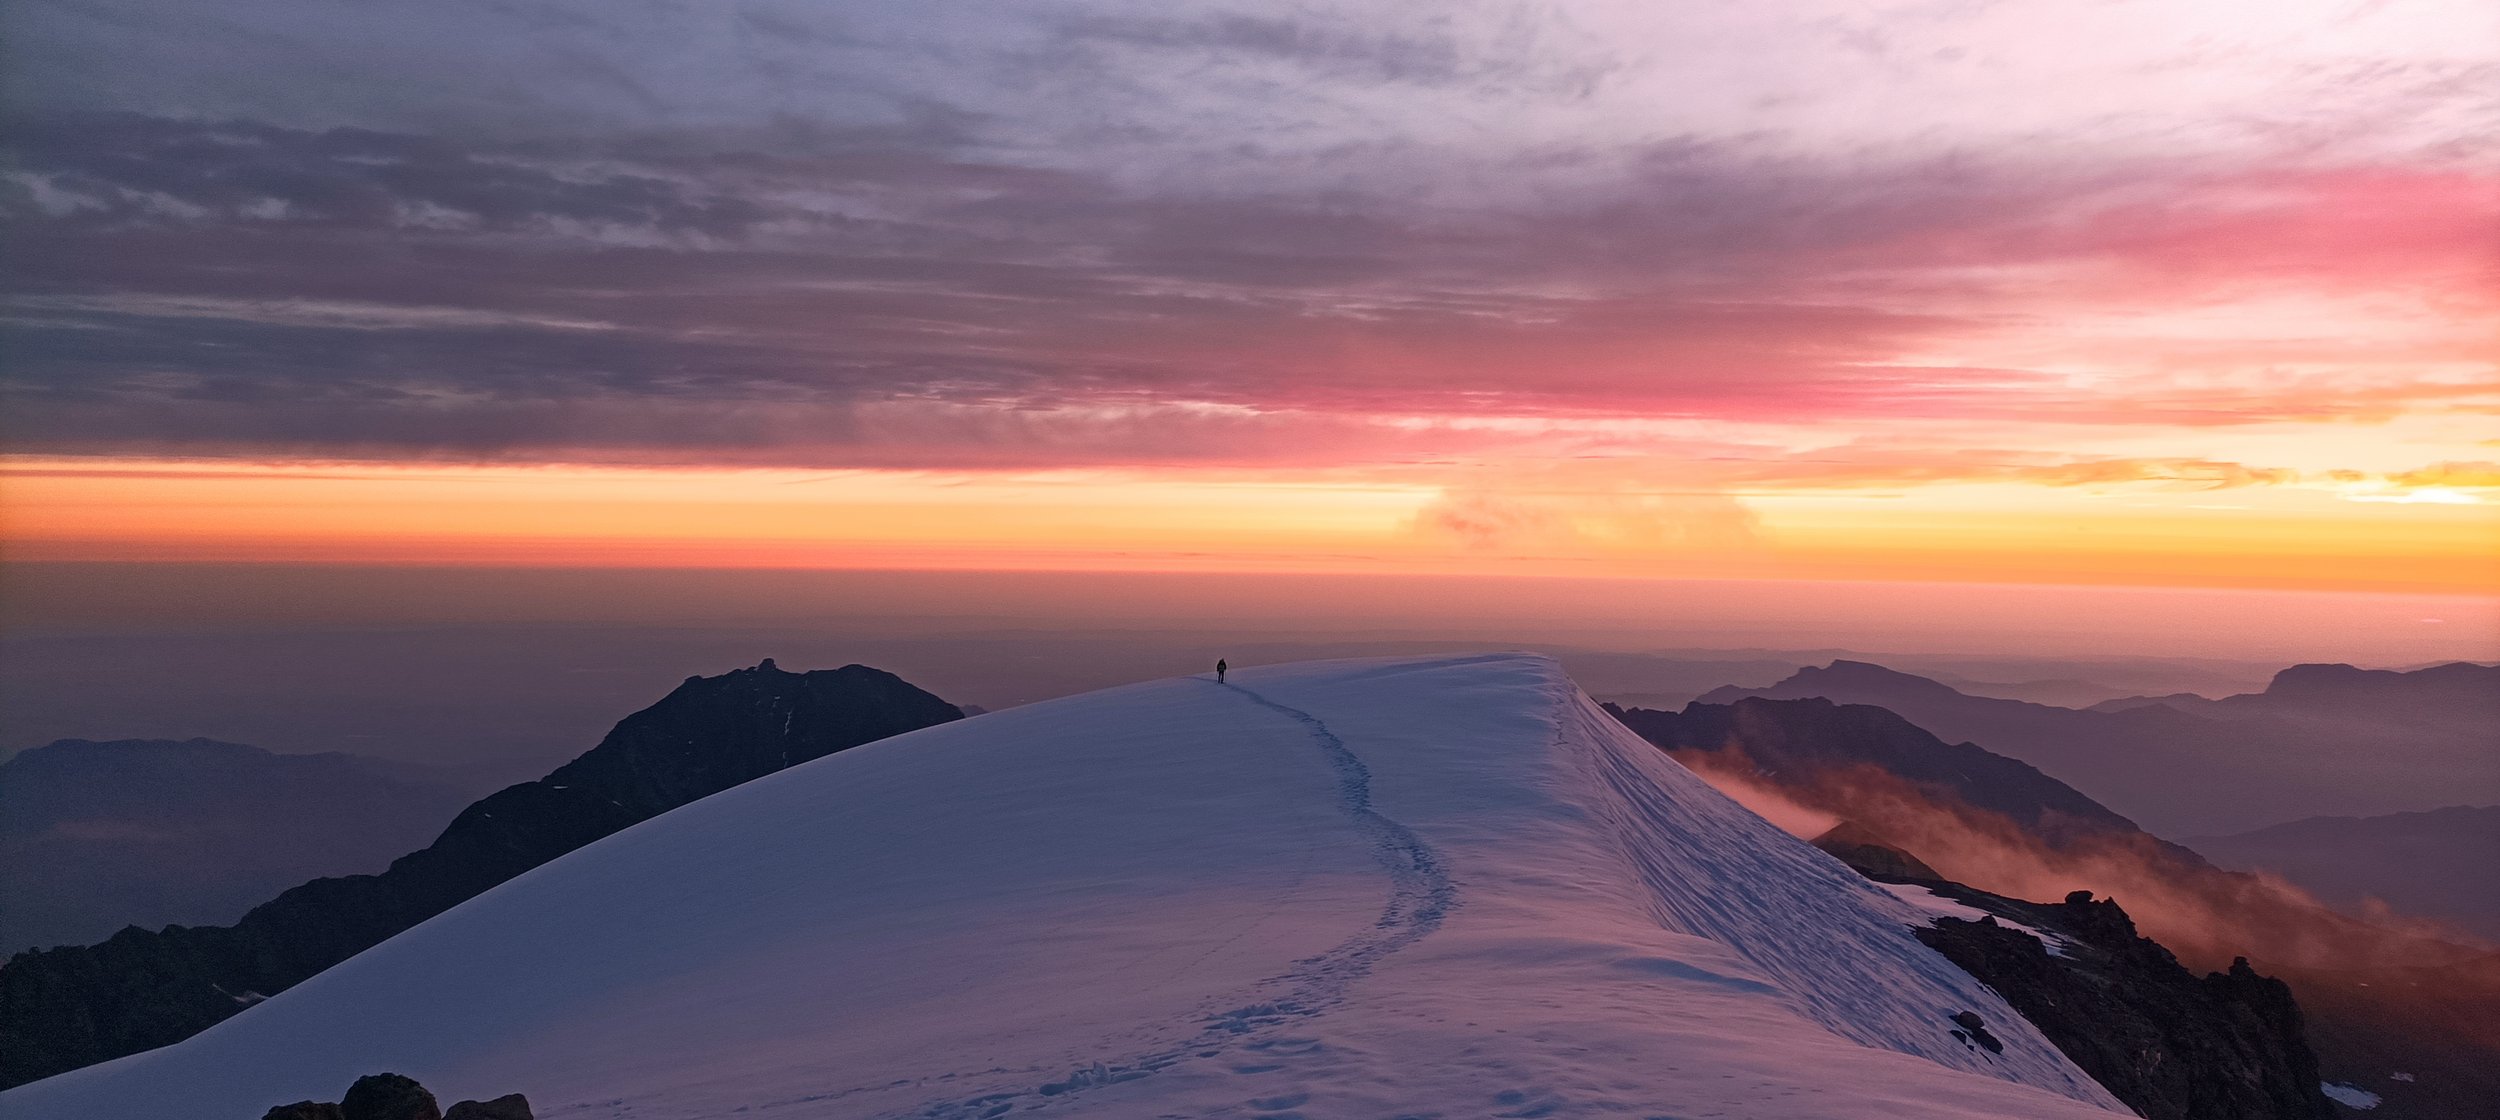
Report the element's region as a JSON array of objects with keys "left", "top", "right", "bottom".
[
  {"left": 1608, "top": 692, "right": 2499, "bottom": 1118},
  {"left": 0, "top": 739, "right": 469, "bottom": 951},
  {"left": 0, "top": 662, "right": 962, "bottom": 1089},
  {"left": 1606, "top": 696, "right": 2149, "bottom": 846},
  {"left": 1698, "top": 660, "right": 2500, "bottom": 836}
]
